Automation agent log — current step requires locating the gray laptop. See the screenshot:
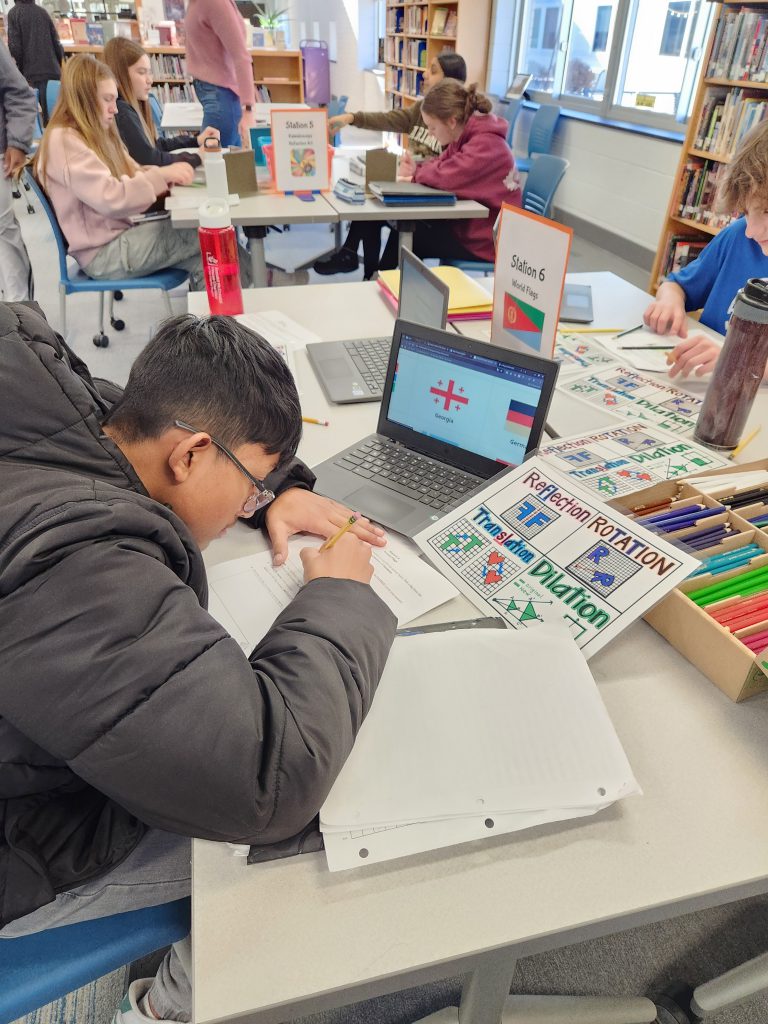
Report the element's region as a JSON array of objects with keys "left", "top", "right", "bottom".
[
  {"left": 306, "top": 248, "right": 449, "bottom": 404},
  {"left": 312, "top": 320, "right": 560, "bottom": 536}
]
